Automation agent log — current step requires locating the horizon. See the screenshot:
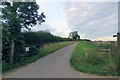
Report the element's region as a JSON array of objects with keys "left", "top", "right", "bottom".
[
  {"left": 0, "top": 1, "right": 118, "bottom": 41},
  {"left": 29, "top": 0, "right": 118, "bottom": 41}
]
